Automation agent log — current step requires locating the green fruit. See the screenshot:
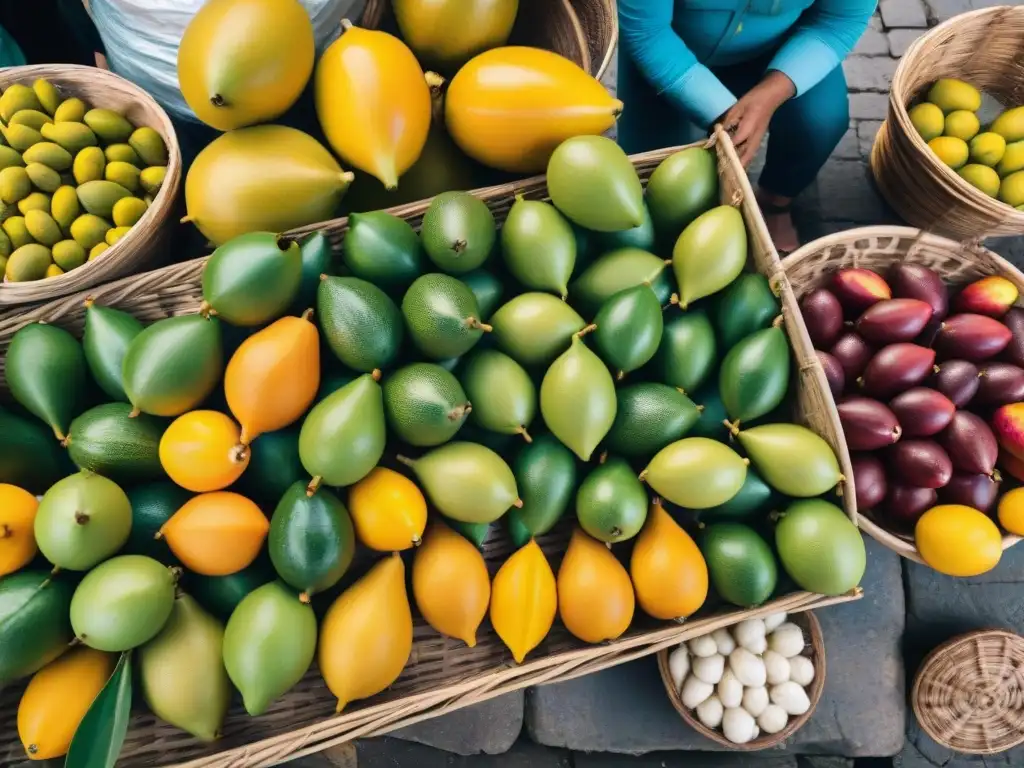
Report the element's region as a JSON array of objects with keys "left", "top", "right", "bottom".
[
  {"left": 420, "top": 191, "right": 496, "bottom": 273},
  {"left": 124, "top": 482, "right": 191, "bottom": 562},
  {"left": 83, "top": 108, "right": 134, "bottom": 144},
  {"left": 958, "top": 163, "right": 1001, "bottom": 197},
  {"left": 653, "top": 309, "right": 717, "bottom": 393},
  {"left": 76, "top": 179, "right": 132, "bottom": 217},
  {"left": 105, "top": 160, "right": 141, "bottom": 193},
  {"left": 688, "top": 383, "right": 729, "bottom": 440},
  {"left": 82, "top": 300, "right": 143, "bottom": 401},
  {"left": 139, "top": 594, "right": 232, "bottom": 742},
  {"left": 701, "top": 469, "right": 775, "bottom": 523},
  {"left": 18, "top": 191, "right": 50, "bottom": 214},
  {"left": 447, "top": 519, "right": 492, "bottom": 548},
  {"left": 645, "top": 147, "right": 719, "bottom": 242},
  {"left": 590, "top": 201, "right": 656, "bottom": 254},
  {"left": 202, "top": 231, "right": 302, "bottom": 326},
  {"left": 701, "top": 523, "right": 777, "bottom": 608},
  {"left": 318, "top": 275, "right": 404, "bottom": 372},
  {"left": 236, "top": 426, "right": 304, "bottom": 508},
  {"left": 0, "top": 84, "right": 42, "bottom": 122},
  {"left": 0, "top": 165, "right": 30, "bottom": 203},
  {"left": 54, "top": 97, "right": 87, "bottom": 123},
  {"left": 32, "top": 79, "right": 61, "bottom": 115},
  {"left": 2, "top": 123, "right": 43, "bottom": 152},
  {"left": 24, "top": 209, "right": 61, "bottom": 246},
  {"left": 569, "top": 247, "right": 672, "bottom": 319},
  {"left": 71, "top": 554, "right": 175, "bottom": 650},
  {"left": 0, "top": 405, "right": 72, "bottom": 493},
  {"left": 51, "top": 185, "right": 80, "bottom": 231},
  {"left": 185, "top": 562, "right": 275, "bottom": 621},
  {"left": 606, "top": 383, "right": 701, "bottom": 459},
  {"left": 70, "top": 213, "right": 110, "bottom": 249},
  {"left": 547, "top": 135, "right": 644, "bottom": 232},
  {"left": 129, "top": 126, "right": 168, "bottom": 166},
  {"left": 736, "top": 423, "right": 841, "bottom": 497},
  {"left": 222, "top": 581, "right": 317, "bottom": 716},
  {"left": 288, "top": 231, "right": 332, "bottom": 313},
  {"left": 641, "top": 437, "right": 747, "bottom": 508},
  {"left": 927, "top": 78, "right": 981, "bottom": 113},
  {"left": 460, "top": 268, "right": 504, "bottom": 320},
  {"left": 997, "top": 141, "right": 1024, "bottom": 176},
  {"left": 5, "top": 243, "right": 51, "bottom": 281},
  {"left": 673, "top": 205, "right": 747, "bottom": 309},
  {"left": 992, "top": 105, "right": 1024, "bottom": 142},
  {"left": 342, "top": 211, "right": 423, "bottom": 291},
  {"left": 23, "top": 141, "right": 72, "bottom": 171},
  {"left": 66, "top": 403, "right": 165, "bottom": 482},
  {"left": 398, "top": 441, "right": 519, "bottom": 523},
  {"left": 299, "top": 372, "right": 386, "bottom": 487},
  {"left": 719, "top": 325, "right": 790, "bottom": 424},
  {"left": 593, "top": 283, "right": 664, "bottom": 378},
  {"left": 576, "top": 457, "right": 648, "bottom": 543},
  {"left": 0, "top": 144, "right": 24, "bottom": 170},
  {"left": 10, "top": 109, "right": 52, "bottom": 131},
  {"left": 383, "top": 362, "right": 471, "bottom": 446},
  {"left": 111, "top": 196, "right": 147, "bottom": 227},
  {"left": 402, "top": 273, "right": 490, "bottom": 358},
  {"left": 269, "top": 482, "right": 356, "bottom": 599},
  {"left": 315, "top": 367, "right": 360, "bottom": 404},
  {"left": 0, "top": 230, "right": 9, "bottom": 259},
  {"left": 105, "top": 143, "right": 141, "bottom": 166},
  {"left": 507, "top": 435, "right": 576, "bottom": 547},
  {"left": 5, "top": 322, "right": 86, "bottom": 440},
  {"left": 500, "top": 196, "right": 575, "bottom": 296},
  {"left": 25, "top": 162, "right": 61, "bottom": 193},
  {"left": 0, "top": 571, "right": 74, "bottom": 686},
  {"left": 490, "top": 292, "right": 586, "bottom": 367},
  {"left": 73, "top": 146, "right": 105, "bottom": 184},
  {"left": 140, "top": 165, "right": 166, "bottom": 195},
  {"left": 775, "top": 499, "right": 865, "bottom": 596},
  {"left": 122, "top": 314, "right": 224, "bottom": 417},
  {"left": 713, "top": 272, "right": 779, "bottom": 349},
  {"left": 539, "top": 330, "right": 617, "bottom": 461},
  {"left": 3, "top": 215, "right": 31, "bottom": 248},
  {"left": 40, "top": 121, "right": 98, "bottom": 154}
]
